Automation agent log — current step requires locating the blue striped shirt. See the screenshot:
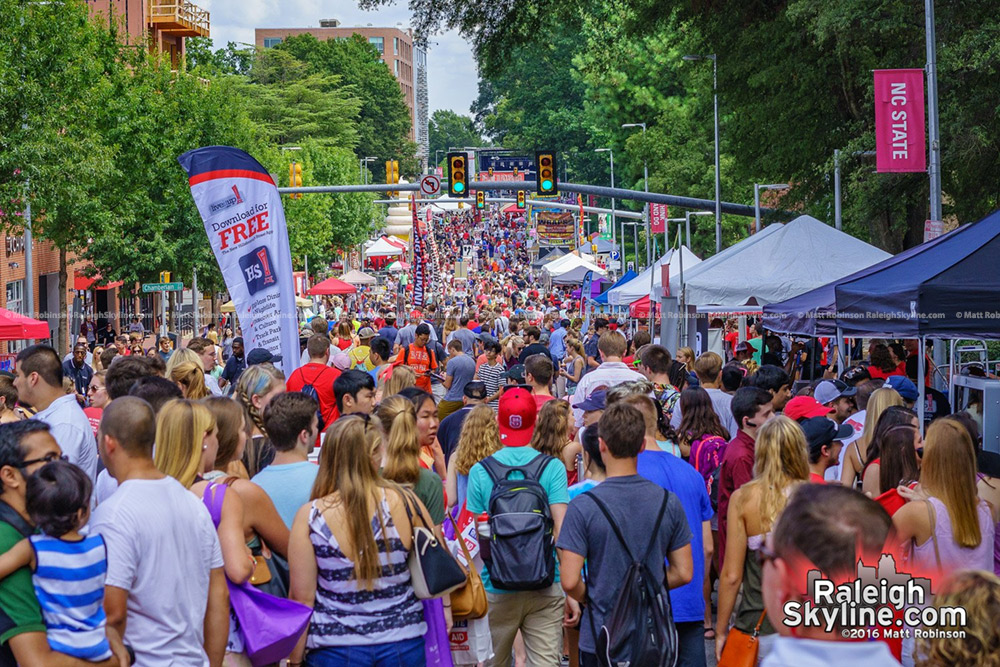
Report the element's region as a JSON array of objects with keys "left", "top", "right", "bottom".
[{"left": 30, "top": 534, "right": 111, "bottom": 661}]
